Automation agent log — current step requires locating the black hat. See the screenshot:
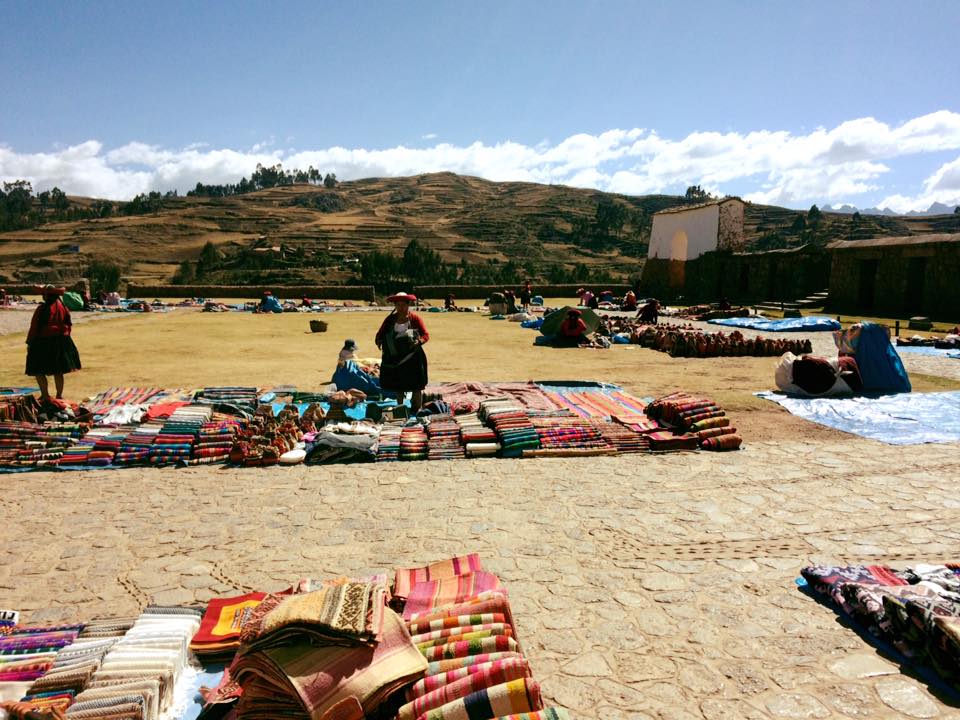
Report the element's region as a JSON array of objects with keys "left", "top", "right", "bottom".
[{"left": 343, "top": 339, "right": 357, "bottom": 350}]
